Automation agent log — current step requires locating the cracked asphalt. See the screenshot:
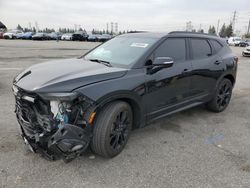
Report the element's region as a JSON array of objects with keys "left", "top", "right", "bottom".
[{"left": 0, "top": 40, "right": 250, "bottom": 188}]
